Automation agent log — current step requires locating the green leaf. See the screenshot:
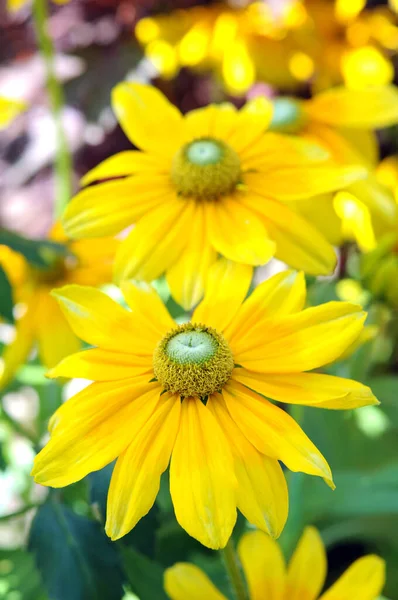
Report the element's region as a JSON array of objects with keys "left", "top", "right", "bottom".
[
  {"left": 0, "top": 549, "right": 48, "bottom": 600},
  {"left": 0, "top": 265, "right": 14, "bottom": 322},
  {"left": 28, "top": 501, "right": 124, "bottom": 600},
  {"left": 120, "top": 546, "right": 168, "bottom": 600},
  {"left": 0, "top": 228, "right": 67, "bottom": 268}
]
